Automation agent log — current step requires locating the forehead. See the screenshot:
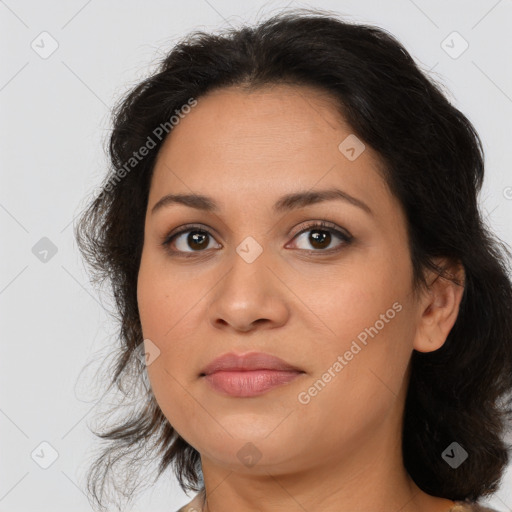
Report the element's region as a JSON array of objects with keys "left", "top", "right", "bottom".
[
  {"left": 157, "top": 84, "right": 354, "bottom": 160},
  {"left": 149, "top": 84, "right": 390, "bottom": 213}
]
